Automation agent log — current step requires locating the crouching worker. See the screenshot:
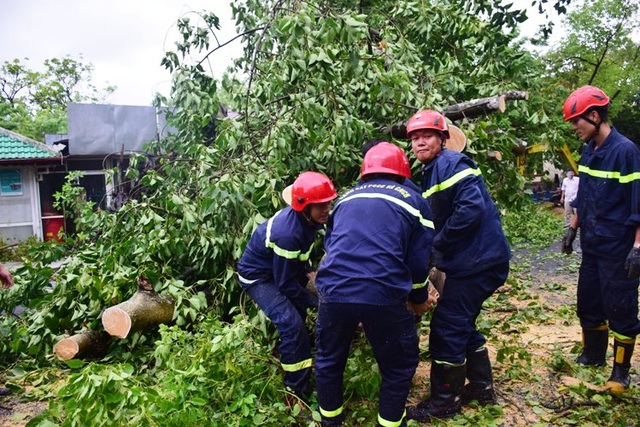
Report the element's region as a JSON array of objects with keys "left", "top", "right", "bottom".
[
  {"left": 237, "top": 171, "right": 337, "bottom": 407},
  {"left": 314, "top": 142, "right": 436, "bottom": 427}
]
